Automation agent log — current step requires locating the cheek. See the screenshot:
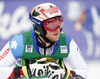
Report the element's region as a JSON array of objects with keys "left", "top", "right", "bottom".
[
  {"left": 45, "top": 31, "right": 55, "bottom": 40},
  {"left": 46, "top": 30, "right": 52, "bottom": 35},
  {"left": 46, "top": 31, "right": 52, "bottom": 38}
]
